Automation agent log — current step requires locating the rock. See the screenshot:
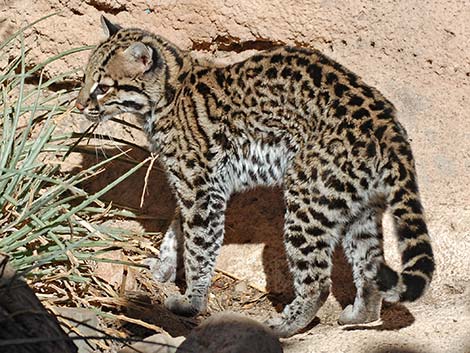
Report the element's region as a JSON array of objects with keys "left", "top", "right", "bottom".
[
  {"left": 118, "top": 333, "right": 185, "bottom": 353},
  {"left": 51, "top": 307, "right": 100, "bottom": 353},
  {"left": 0, "top": 254, "right": 78, "bottom": 353},
  {"left": 177, "top": 312, "right": 283, "bottom": 353}
]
